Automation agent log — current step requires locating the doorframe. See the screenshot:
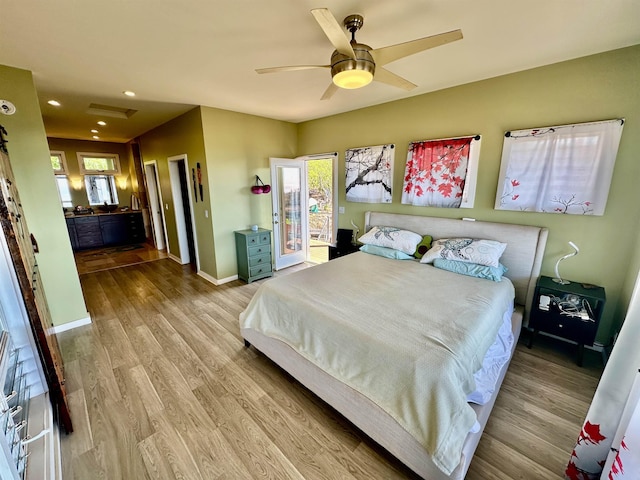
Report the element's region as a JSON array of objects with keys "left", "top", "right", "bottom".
[
  {"left": 270, "top": 152, "right": 338, "bottom": 269},
  {"left": 167, "top": 154, "right": 200, "bottom": 269},
  {"left": 143, "top": 160, "right": 168, "bottom": 251}
]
